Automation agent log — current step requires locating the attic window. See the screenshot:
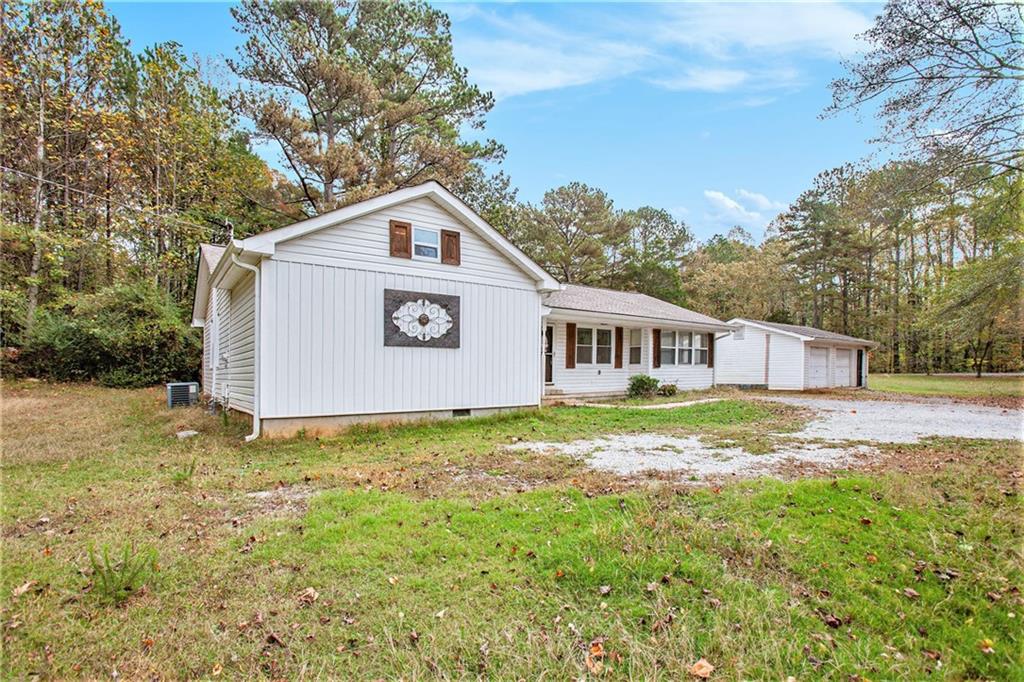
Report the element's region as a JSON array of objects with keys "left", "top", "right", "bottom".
[{"left": 413, "top": 227, "right": 440, "bottom": 261}]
